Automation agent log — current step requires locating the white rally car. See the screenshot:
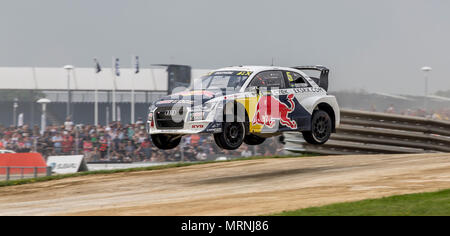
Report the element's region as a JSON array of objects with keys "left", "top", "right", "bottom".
[{"left": 147, "top": 65, "right": 340, "bottom": 150}]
